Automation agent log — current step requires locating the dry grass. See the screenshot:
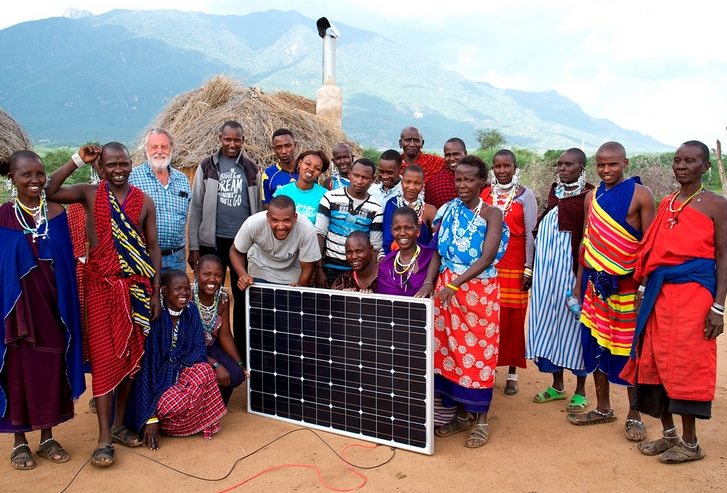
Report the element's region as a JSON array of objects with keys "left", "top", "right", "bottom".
[
  {"left": 0, "top": 107, "right": 32, "bottom": 168},
  {"left": 133, "top": 75, "right": 360, "bottom": 171}
]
